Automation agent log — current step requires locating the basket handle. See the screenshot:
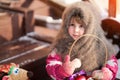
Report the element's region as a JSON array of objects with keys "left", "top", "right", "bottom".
[{"left": 68, "top": 34, "right": 108, "bottom": 65}]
